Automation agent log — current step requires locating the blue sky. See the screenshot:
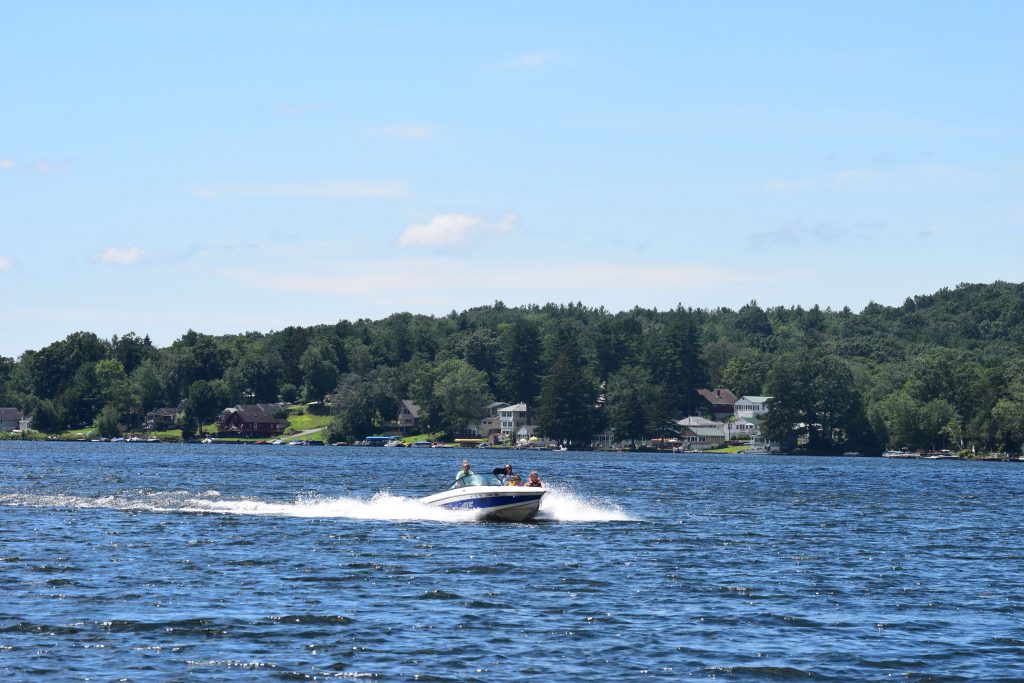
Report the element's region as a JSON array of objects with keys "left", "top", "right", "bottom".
[{"left": 2, "top": 2, "right": 1021, "bottom": 357}]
